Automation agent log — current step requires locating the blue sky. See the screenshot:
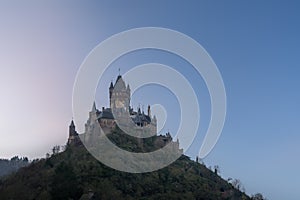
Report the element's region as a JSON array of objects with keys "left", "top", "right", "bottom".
[{"left": 0, "top": 1, "right": 299, "bottom": 199}]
